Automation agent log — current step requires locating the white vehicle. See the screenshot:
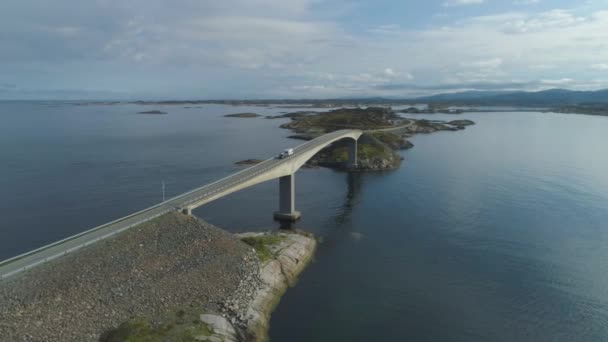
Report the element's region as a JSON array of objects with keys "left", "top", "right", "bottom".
[{"left": 278, "top": 148, "right": 294, "bottom": 159}]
